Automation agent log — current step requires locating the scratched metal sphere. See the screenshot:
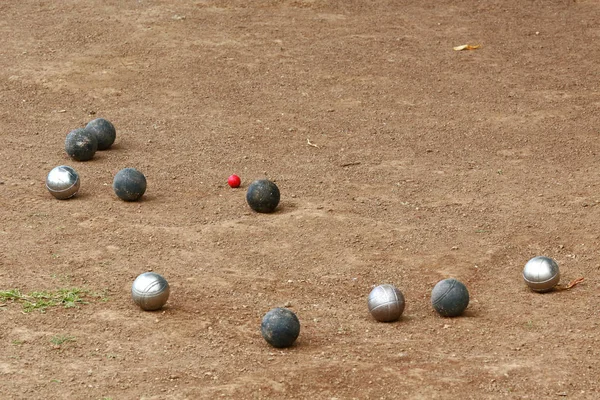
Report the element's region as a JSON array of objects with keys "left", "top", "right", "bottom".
[
  {"left": 65, "top": 128, "right": 98, "bottom": 161},
  {"left": 261, "top": 307, "right": 300, "bottom": 348},
  {"left": 113, "top": 168, "right": 147, "bottom": 201},
  {"left": 431, "top": 278, "right": 469, "bottom": 317},
  {"left": 131, "top": 272, "right": 170, "bottom": 311},
  {"left": 367, "top": 284, "right": 406, "bottom": 322},
  {"left": 85, "top": 118, "right": 116, "bottom": 150},
  {"left": 45, "top": 165, "right": 80, "bottom": 200},
  {"left": 523, "top": 256, "right": 560, "bottom": 292},
  {"left": 246, "top": 179, "right": 280, "bottom": 213}
]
